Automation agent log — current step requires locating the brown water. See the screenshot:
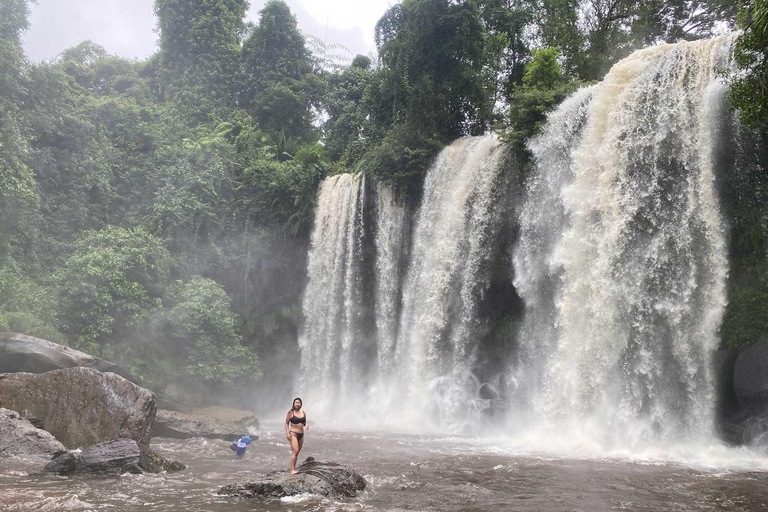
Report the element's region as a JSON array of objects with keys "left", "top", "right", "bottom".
[{"left": 3, "top": 426, "right": 768, "bottom": 511}]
